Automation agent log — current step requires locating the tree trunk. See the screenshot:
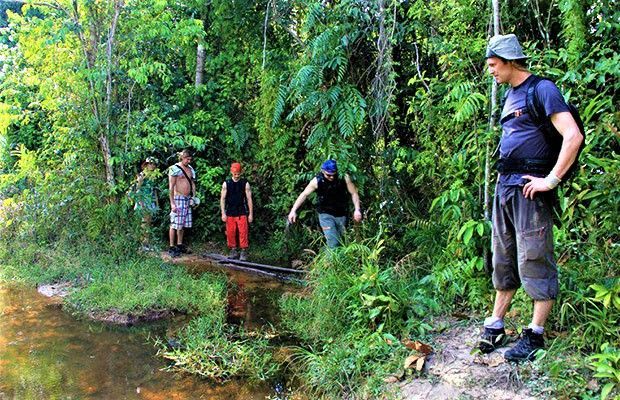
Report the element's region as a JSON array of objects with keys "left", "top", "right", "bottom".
[
  {"left": 262, "top": 1, "right": 270, "bottom": 70},
  {"left": 370, "top": 0, "right": 396, "bottom": 201},
  {"left": 101, "top": 0, "right": 123, "bottom": 187},
  {"left": 484, "top": 0, "right": 500, "bottom": 273},
  {"left": 194, "top": 43, "right": 206, "bottom": 109},
  {"left": 195, "top": 44, "right": 205, "bottom": 87}
]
